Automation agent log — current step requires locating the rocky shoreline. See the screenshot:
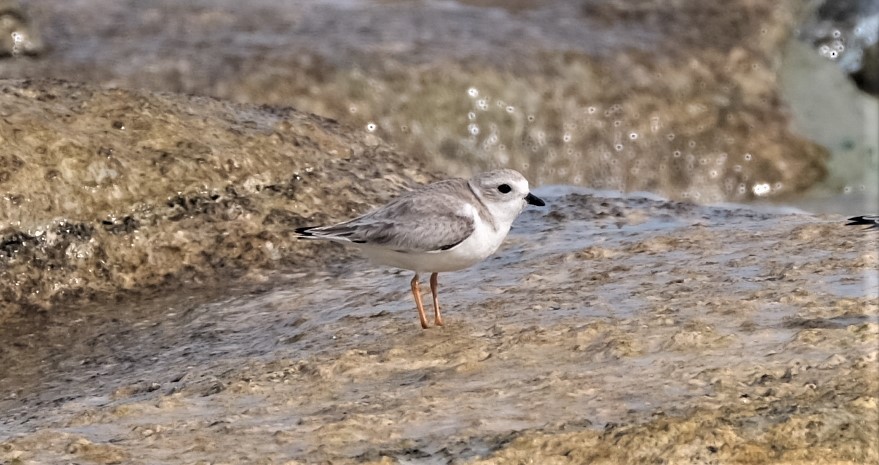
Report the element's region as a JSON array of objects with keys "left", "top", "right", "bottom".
[
  {"left": 2, "top": 190, "right": 876, "bottom": 464},
  {"left": 0, "top": 1, "right": 876, "bottom": 463}
]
